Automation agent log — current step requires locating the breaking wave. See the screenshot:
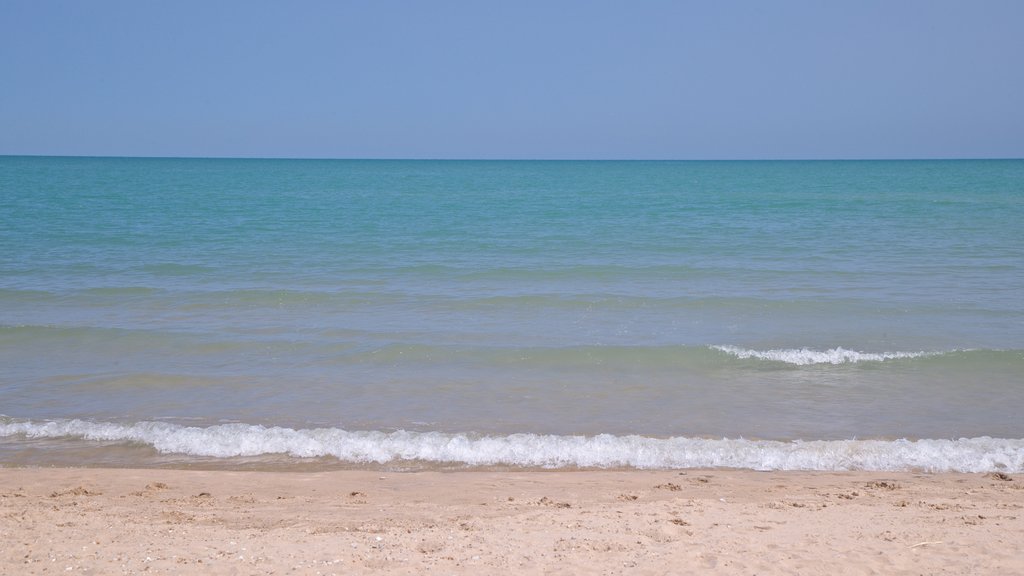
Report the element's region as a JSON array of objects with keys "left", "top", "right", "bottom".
[
  {"left": 1, "top": 418, "right": 1021, "bottom": 473},
  {"left": 711, "top": 345, "right": 943, "bottom": 366}
]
